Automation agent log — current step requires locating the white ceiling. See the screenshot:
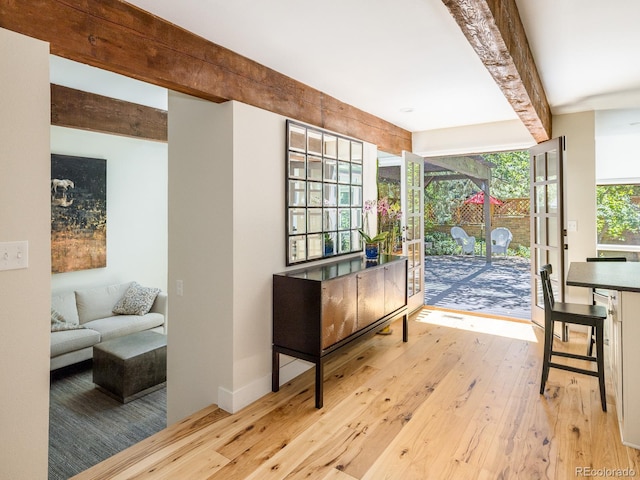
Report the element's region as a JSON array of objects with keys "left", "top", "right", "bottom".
[{"left": 51, "top": 0, "right": 640, "bottom": 153}]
